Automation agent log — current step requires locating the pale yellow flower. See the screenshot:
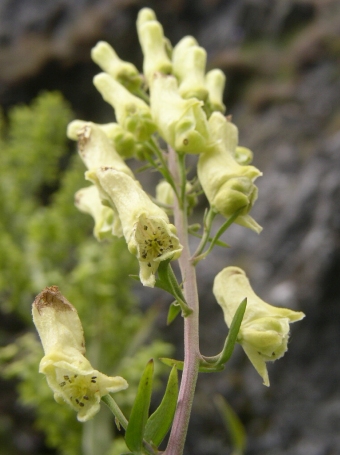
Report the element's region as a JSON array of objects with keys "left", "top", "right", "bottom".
[
  {"left": 205, "top": 69, "right": 226, "bottom": 113},
  {"left": 93, "top": 73, "right": 156, "bottom": 141},
  {"left": 172, "top": 36, "right": 208, "bottom": 101},
  {"left": 91, "top": 41, "right": 142, "bottom": 91},
  {"left": 197, "top": 112, "right": 262, "bottom": 233},
  {"left": 137, "top": 8, "right": 172, "bottom": 83},
  {"left": 74, "top": 185, "right": 122, "bottom": 239},
  {"left": 150, "top": 73, "right": 210, "bottom": 154},
  {"left": 67, "top": 120, "right": 136, "bottom": 159},
  {"left": 32, "top": 286, "right": 128, "bottom": 421},
  {"left": 70, "top": 121, "right": 134, "bottom": 177},
  {"left": 87, "top": 168, "right": 182, "bottom": 287},
  {"left": 213, "top": 267, "right": 305, "bottom": 386},
  {"left": 155, "top": 180, "right": 197, "bottom": 214}
]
